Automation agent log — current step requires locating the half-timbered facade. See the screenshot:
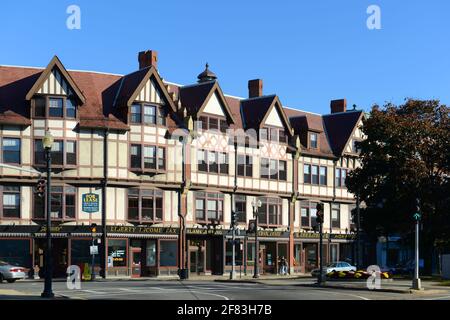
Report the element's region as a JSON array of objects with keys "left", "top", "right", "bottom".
[{"left": 0, "top": 50, "right": 364, "bottom": 278}]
